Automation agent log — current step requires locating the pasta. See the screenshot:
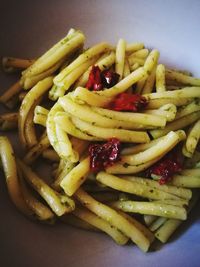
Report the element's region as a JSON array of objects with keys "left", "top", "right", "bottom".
[{"left": 1, "top": 28, "right": 200, "bottom": 253}]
